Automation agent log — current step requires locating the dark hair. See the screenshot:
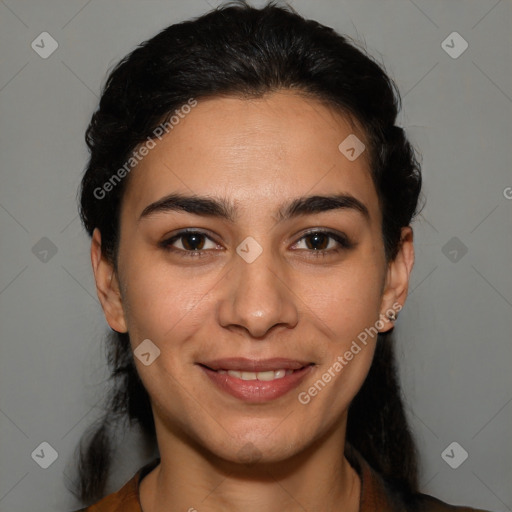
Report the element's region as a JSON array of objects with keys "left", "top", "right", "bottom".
[{"left": 75, "top": 0, "right": 422, "bottom": 504}]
